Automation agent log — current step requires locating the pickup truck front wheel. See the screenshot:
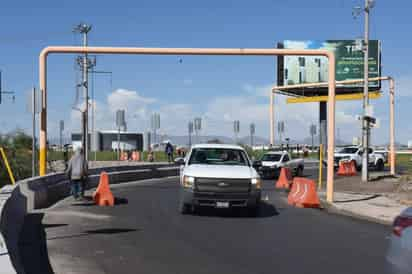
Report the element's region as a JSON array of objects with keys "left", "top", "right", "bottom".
[
  {"left": 295, "top": 166, "right": 304, "bottom": 177},
  {"left": 247, "top": 203, "right": 261, "bottom": 217},
  {"left": 179, "top": 201, "right": 193, "bottom": 215},
  {"left": 376, "top": 159, "right": 384, "bottom": 171}
]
